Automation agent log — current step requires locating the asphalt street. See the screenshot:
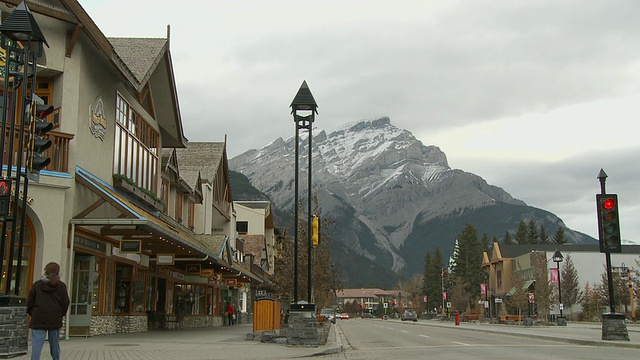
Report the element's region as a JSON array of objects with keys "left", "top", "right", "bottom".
[{"left": 9, "top": 318, "right": 640, "bottom": 359}]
